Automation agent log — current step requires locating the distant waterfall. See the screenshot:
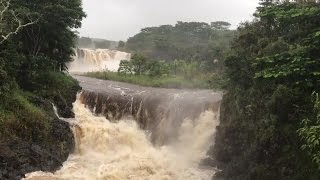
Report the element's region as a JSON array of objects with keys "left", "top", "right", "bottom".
[{"left": 68, "top": 48, "right": 131, "bottom": 73}]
